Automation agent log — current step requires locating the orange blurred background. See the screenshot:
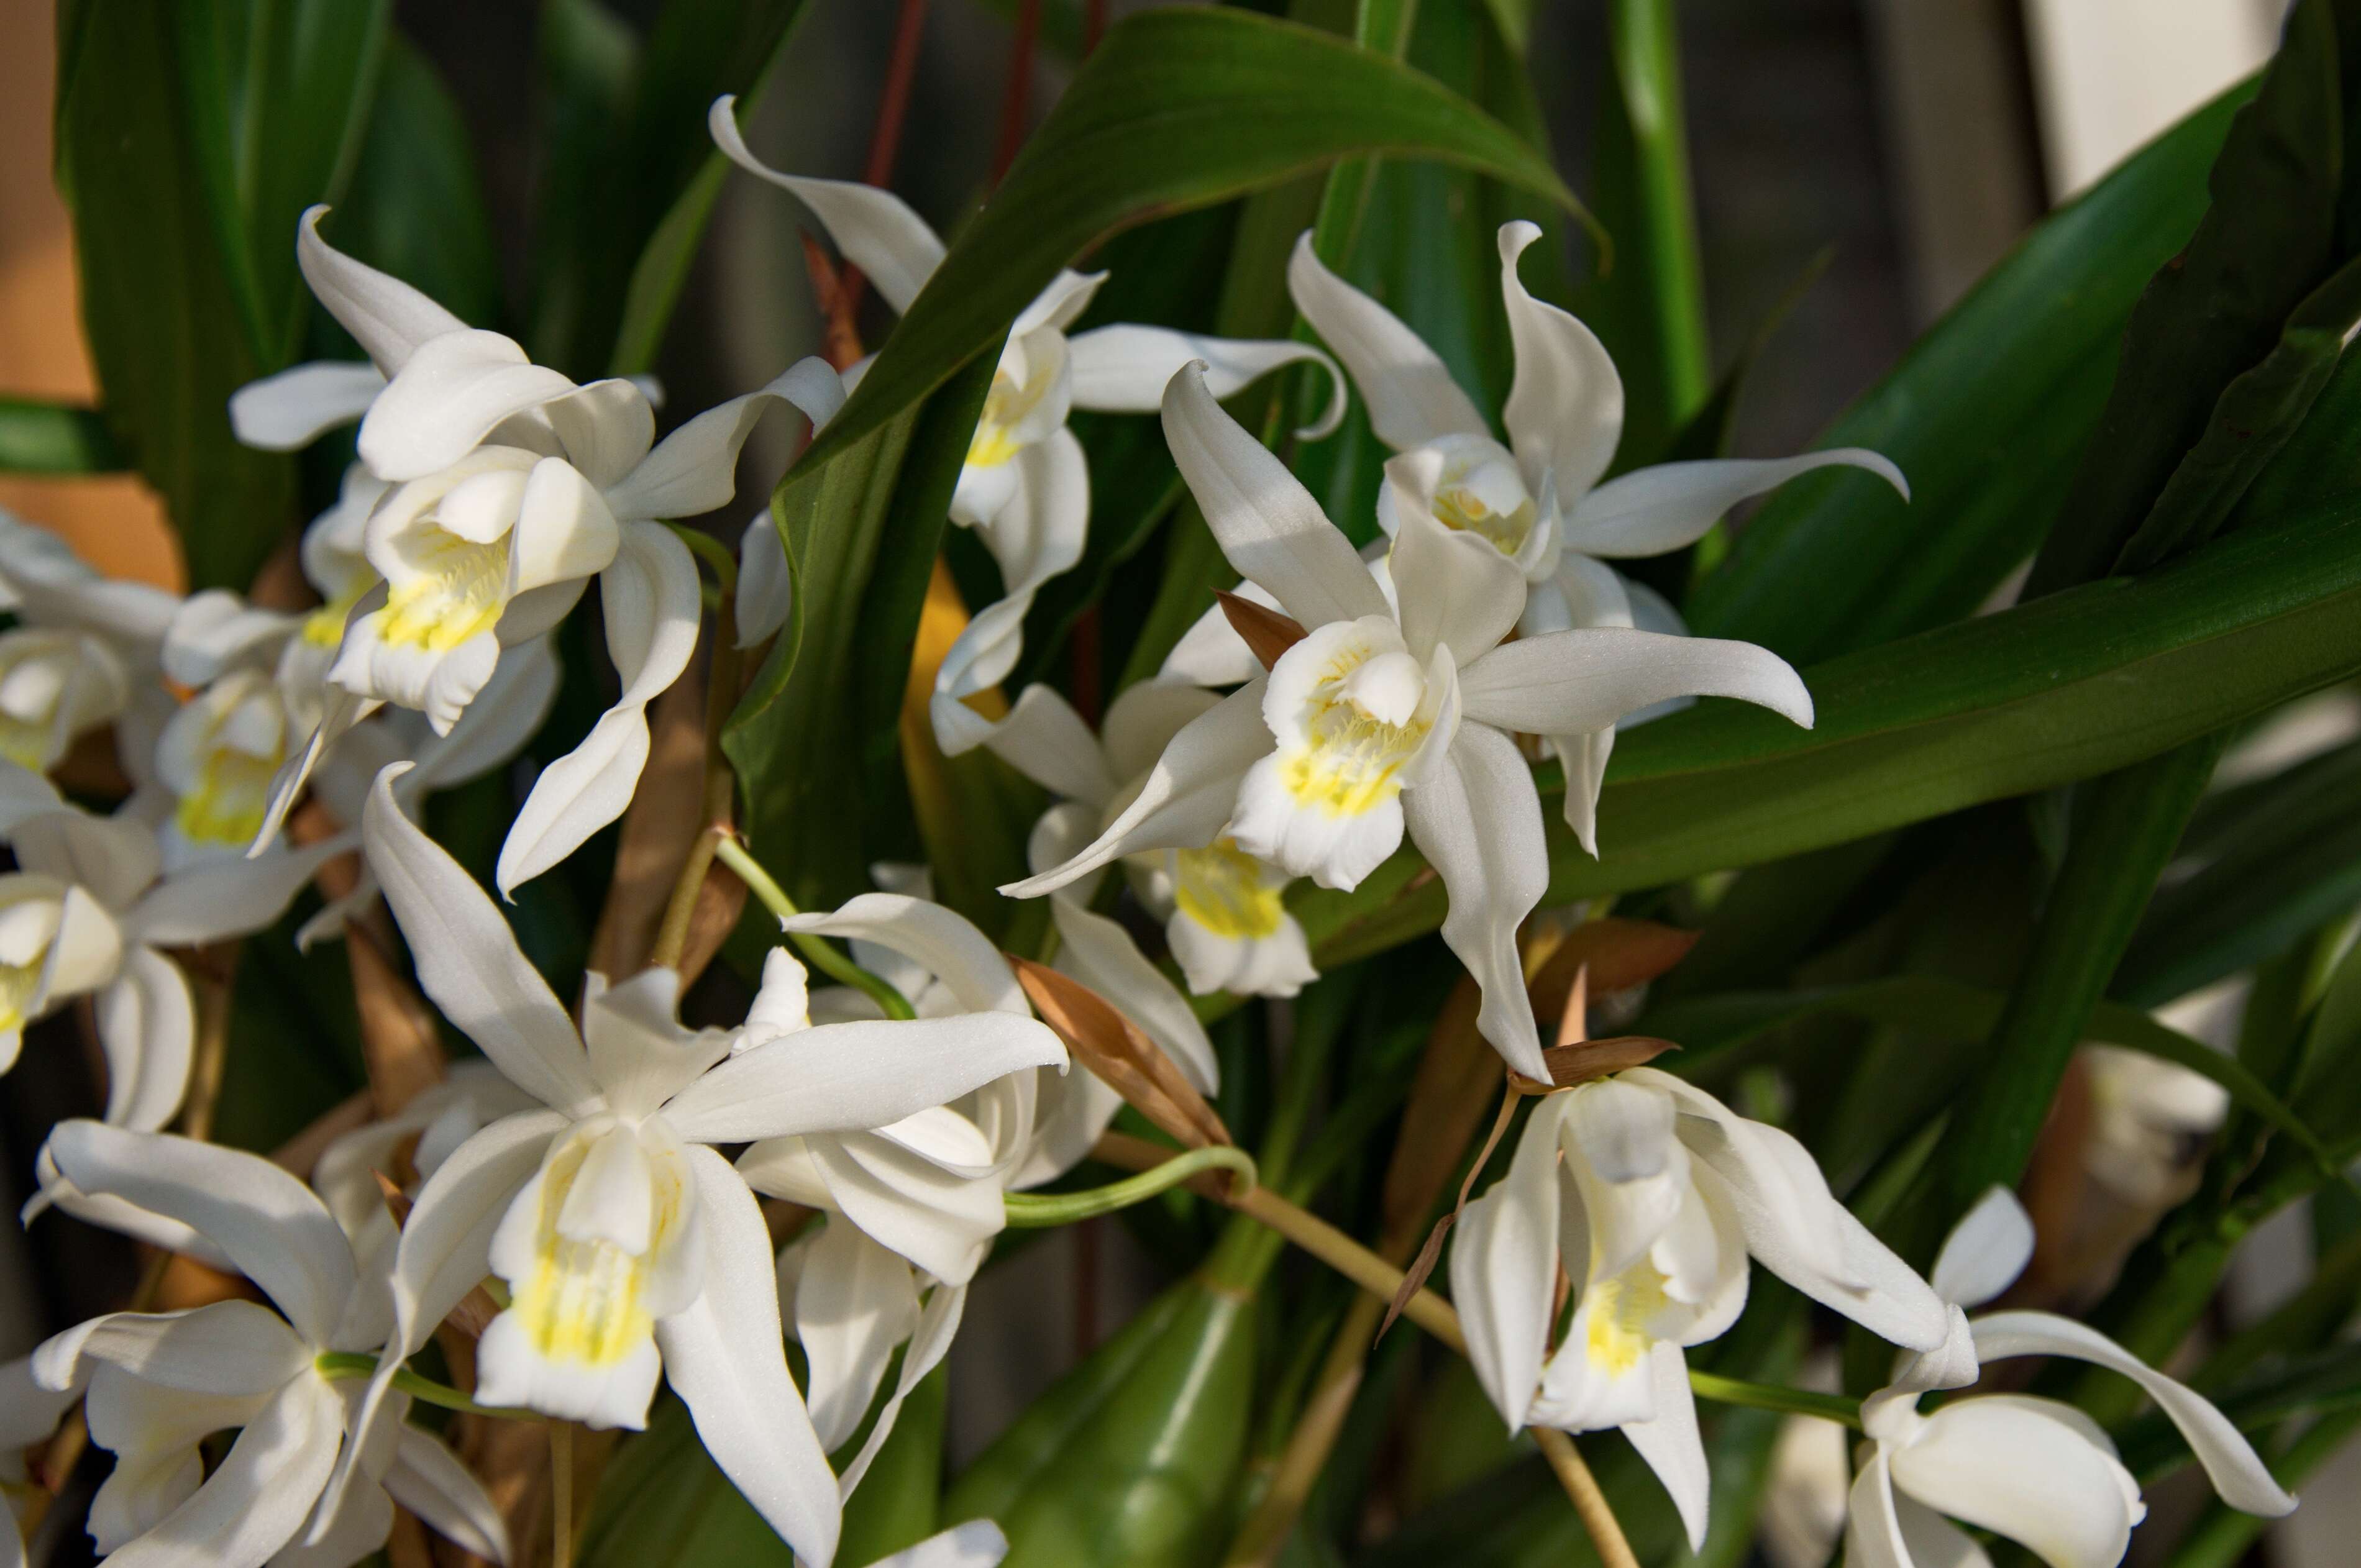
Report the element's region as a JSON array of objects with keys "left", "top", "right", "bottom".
[{"left": 0, "top": 0, "right": 183, "bottom": 592}]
